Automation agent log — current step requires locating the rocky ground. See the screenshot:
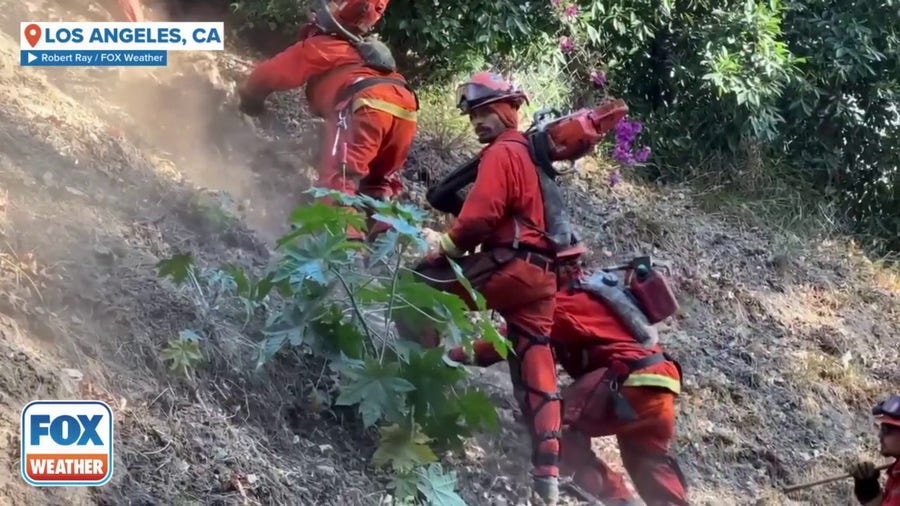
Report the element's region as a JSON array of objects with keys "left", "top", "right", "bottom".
[{"left": 0, "top": 1, "right": 897, "bottom": 505}]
